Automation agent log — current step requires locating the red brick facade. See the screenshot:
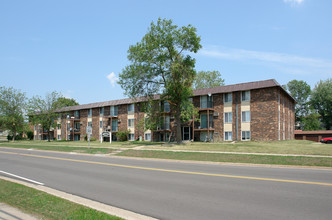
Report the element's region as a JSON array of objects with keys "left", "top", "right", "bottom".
[{"left": 31, "top": 80, "right": 295, "bottom": 142}]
